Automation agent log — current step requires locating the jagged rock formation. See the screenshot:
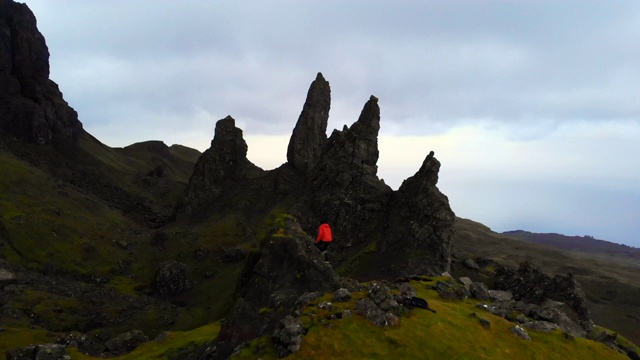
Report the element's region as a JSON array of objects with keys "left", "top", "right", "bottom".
[
  {"left": 177, "top": 116, "right": 263, "bottom": 216},
  {"left": 177, "top": 73, "right": 455, "bottom": 279},
  {"left": 493, "top": 262, "right": 593, "bottom": 332},
  {"left": 0, "top": 0, "right": 82, "bottom": 144},
  {"left": 286, "top": 72, "right": 330, "bottom": 173},
  {"left": 386, "top": 151, "right": 456, "bottom": 274},
  {"left": 198, "top": 215, "right": 341, "bottom": 359}
]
